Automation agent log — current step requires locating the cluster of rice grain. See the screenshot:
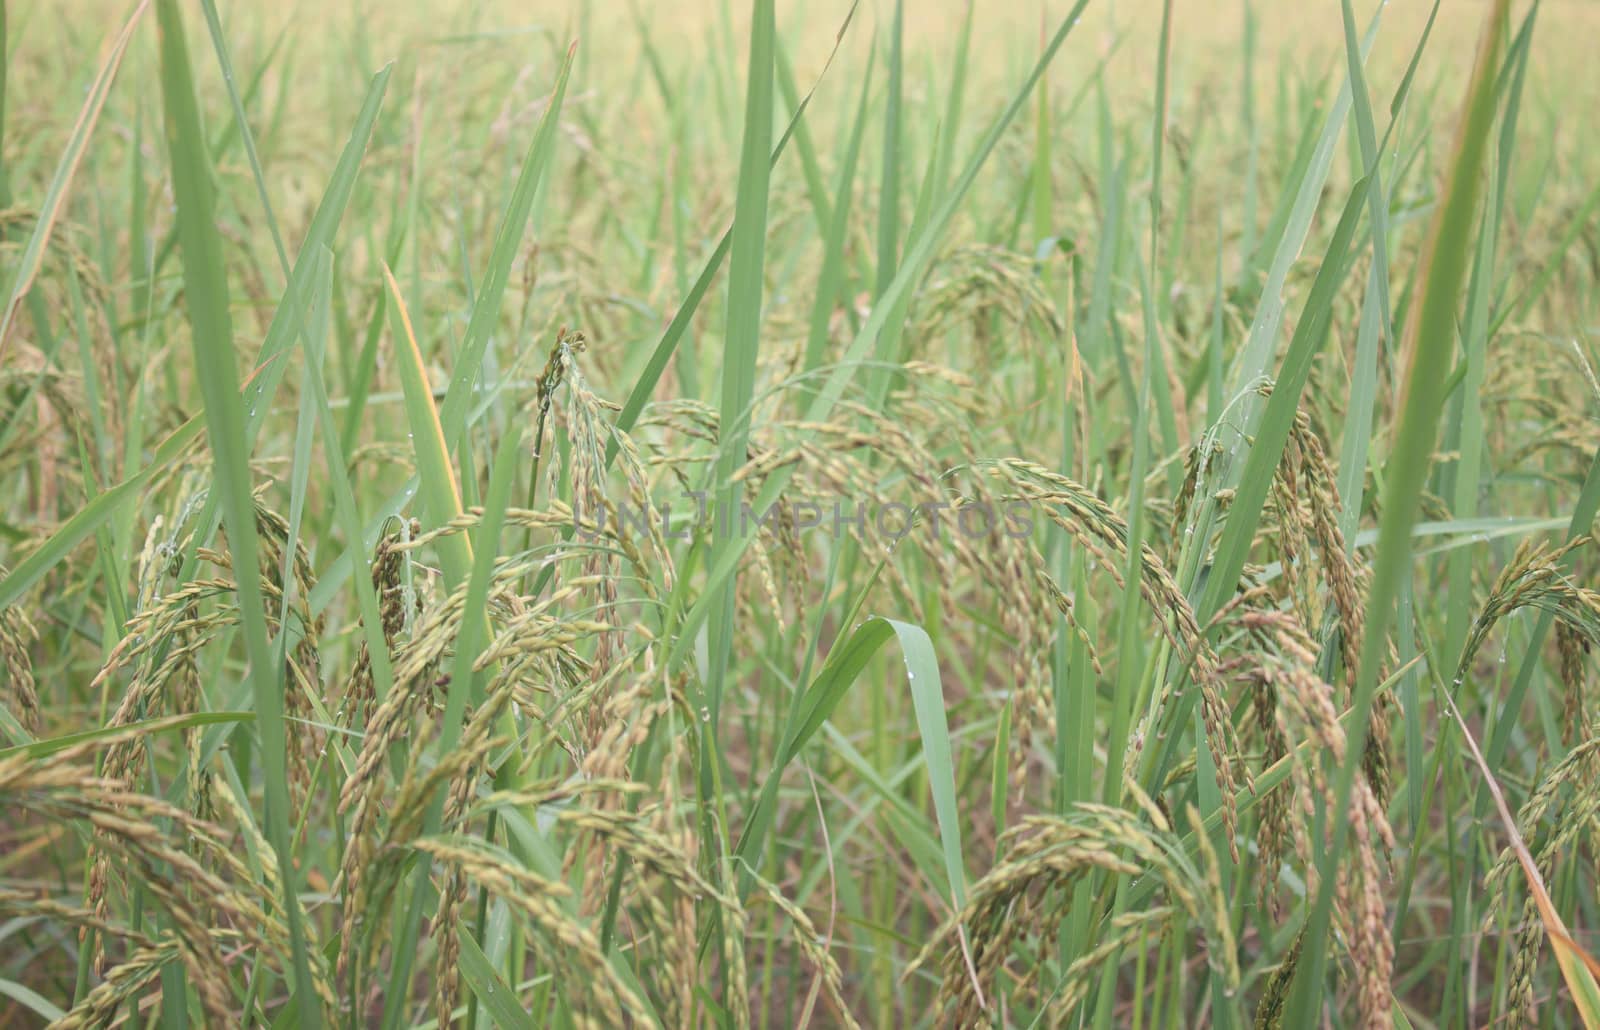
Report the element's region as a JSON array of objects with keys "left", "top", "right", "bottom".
[
  {"left": 0, "top": 730, "right": 313, "bottom": 1023},
  {"left": 1483, "top": 735, "right": 1600, "bottom": 1028},
  {"left": 984, "top": 457, "right": 1250, "bottom": 854},
  {"left": 1234, "top": 610, "right": 1395, "bottom": 1029},
  {"left": 907, "top": 798, "right": 1237, "bottom": 1025},
  {"left": 0, "top": 566, "right": 38, "bottom": 735}
]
